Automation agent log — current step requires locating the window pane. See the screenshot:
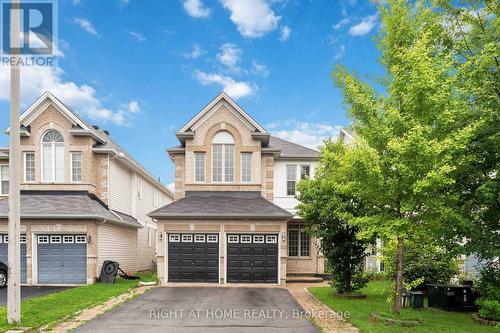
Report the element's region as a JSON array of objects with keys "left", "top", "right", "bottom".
[
  {"left": 25, "top": 153, "right": 35, "bottom": 182},
  {"left": 71, "top": 152, "right": 82, "bottom": 182},
  {"left": 1, "top": 181, "right": 8, "bottom": 195},
  {"left": 212, "top": 144, "right": 222, "bottom": 182},
  {"left": 288, "top": 229, "right": 299, "bottom": 256},
  {"left": 55, "top": 144, "right": 64, "bottom": 182},
  {"left": 42, "top": 143, "right": 52, "bottom": 182},
  {"left": 241, "top": 153, "right": 252, "bottom": 183},
  {"left": 286, "top": 165, "right": 296, "bottom": 195},
  {"left": 195, "top": 153, "right": 205, "bottom": 182},
  {"left": 300, "top": 232, "right": 310, "bottom": 256},
  {"left": 224, "top": 145, "right": 234, "bottom": 182},
  {"left": 0, "top": 165, "right": 9, "bottom": 180},
  {"left": 300, "top": 165, "right": 310, "bottom": 179}
]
